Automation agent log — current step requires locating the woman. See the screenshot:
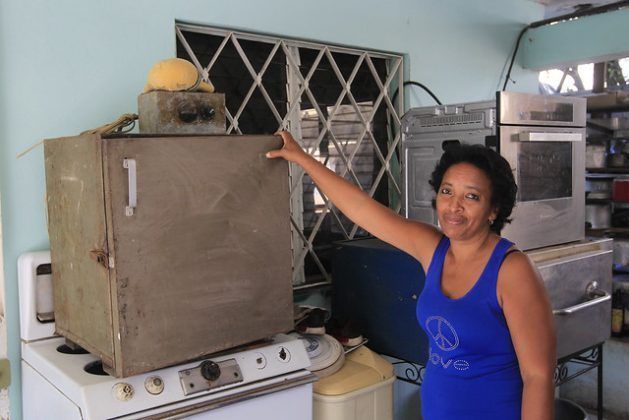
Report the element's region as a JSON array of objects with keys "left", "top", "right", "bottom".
[{"left": 267, "top": 131, "right": 556, "bottom": 420}]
